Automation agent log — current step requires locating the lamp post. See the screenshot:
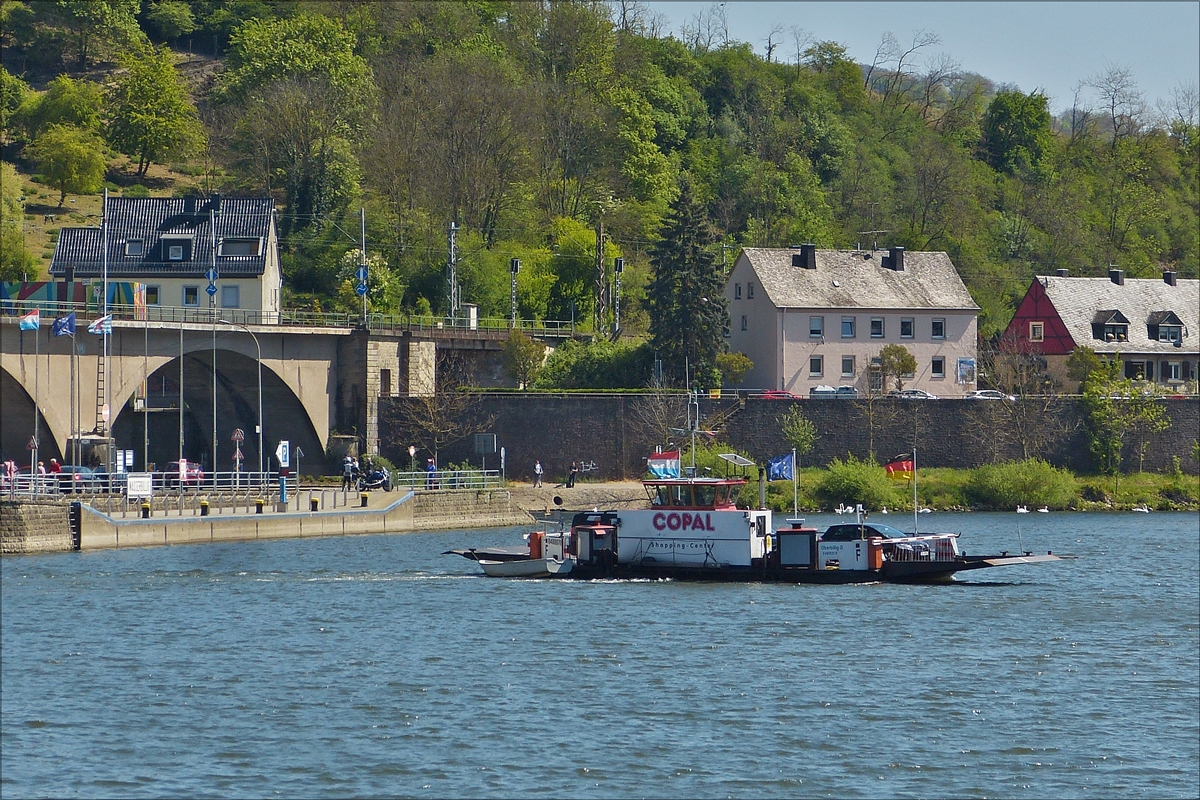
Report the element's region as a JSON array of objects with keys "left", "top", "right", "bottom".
[{"left": 219, "top": 320, "right": 263, "bottom": 488}]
